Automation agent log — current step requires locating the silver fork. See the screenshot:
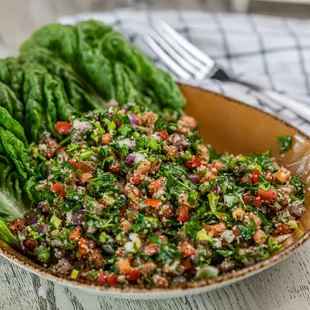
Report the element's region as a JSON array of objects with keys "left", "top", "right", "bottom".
[{"left": 145, "top": 20, "right": 310, "bottom": 122}]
